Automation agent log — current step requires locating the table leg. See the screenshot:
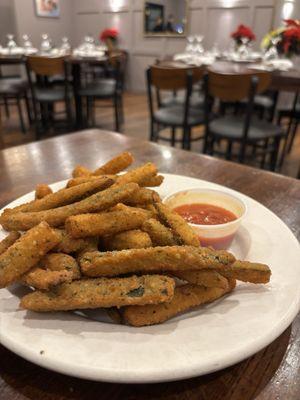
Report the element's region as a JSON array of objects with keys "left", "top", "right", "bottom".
[{"left": 72, "top": 63, "right": 83, "bottom": 129}]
